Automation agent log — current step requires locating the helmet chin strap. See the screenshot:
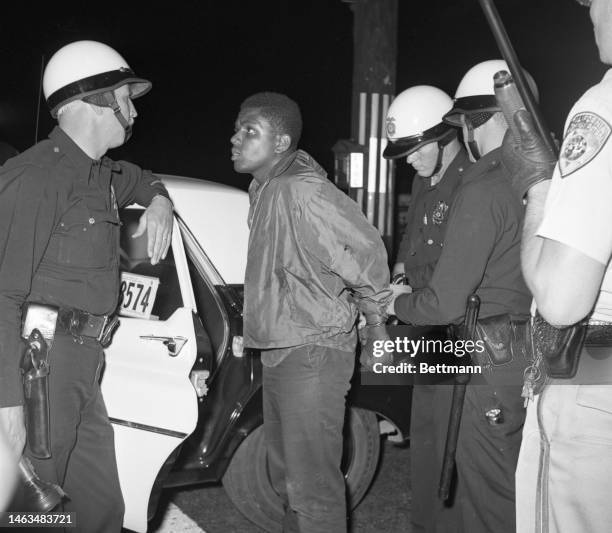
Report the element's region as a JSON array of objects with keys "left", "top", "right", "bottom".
[
  {"left": 83, "top": 91, "right": 132, "bottom": 143},
  {"left": 102, "top": 91, "right": 132, "bottom": 143},
  {"left": 462, "top": 117, "right": 481, "bottom": 161},
  {"left": 431, "top": 130, "right": 456, "bottom": 175},
  {"left": 432, "top": 145, "right": 445, "bottom": 176}
]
